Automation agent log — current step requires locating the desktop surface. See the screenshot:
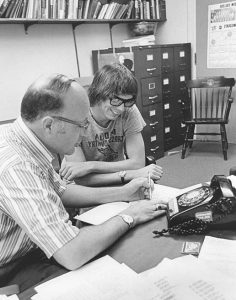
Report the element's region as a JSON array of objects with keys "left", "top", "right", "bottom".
[{"left": 19, "top": 212, "right": 236, "bottom": 299}]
